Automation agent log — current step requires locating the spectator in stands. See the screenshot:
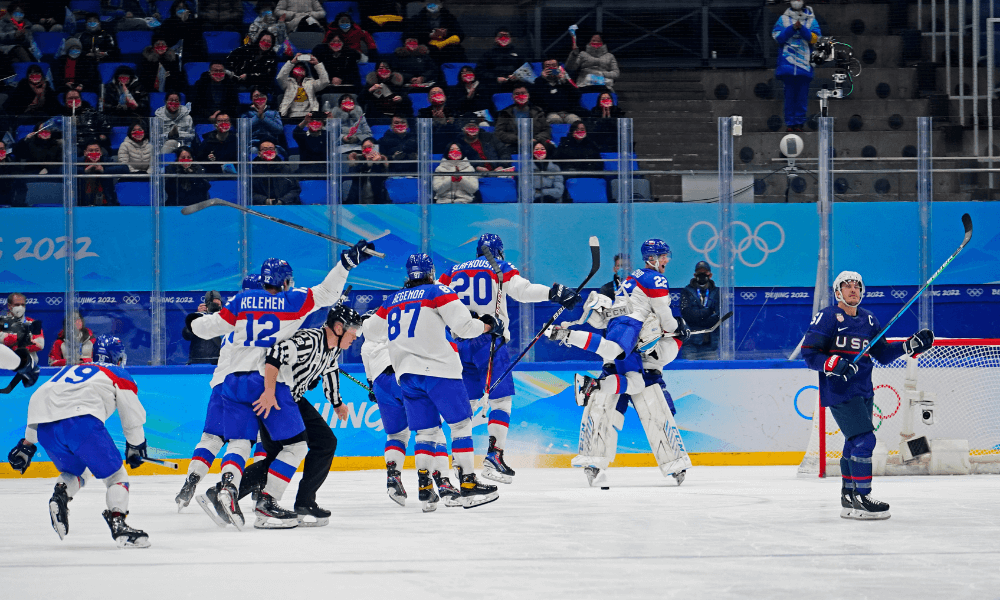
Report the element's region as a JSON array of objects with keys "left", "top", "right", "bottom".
[
  {"left": 2, "top": 293, "right": 43, "bottom": 361},
  {"left": 194, "top": 111, "right": 238, "bottom": 173},
  {"left": 49, "top": 312, "right": 96, "bottom": 366},
  {"left": 407, "top": 1, "right": 466, "bottom": 63},
  {"left": 532, "top": 57, "right": 580, "bottom": 125},
  {"left": 567, "top": 32, "right": 619, "bottom": 91},
  {"left": 417, "top": 86, "right": 460, "bottom": 153},
  {"left": 433, "top": 142, "right": 477, "bottom": 204},
  {"left": 249, "top": 2, "right": 289, "bottom": 50},
  {"left": 27, "top": 1, "right": 69, "bottom": 33},
  {"left": 587, "top": 90, "right": 625, "bottom": 152},
  {"left": 312, "top": 33, "right": 361, "bottom": 92},
  {"left": 478, "top": 27, "right": 526, "bottom": 92},
  {"left": 244, "top": 87, "right": 284, "bottom": 146},
  {"left": 325, "top": 12, "right": 377, "bottom": 63},
  {"left": 456, "top": 115, "right": 512, "bottom": 173},
  {"left": 118, "top": 120, "right": 153, "bottom": 174},
  {"left": 138, "top": 34, "right": 183, "bottom": 94},
  {"left": 165, "top": 146, "right": 210, "bottom": 206},
  {"left": 277, "top": 54, "right": 330, "bottom": 118},
  {"left": 155, "top": 91, "right": 195, "bottom": 154},
  {"left": 331, "top": 93, "right": 371, "bottom": 154},
  {"left": 345, "top": 136, "right": 388, "bottom": 203},
  {"left": 360, "top": 60, "right": 410, "bottom": 123},
  {"left": 14, "top": 121, "right": 62, "bottom": 176},
  {"left": 0, "top": 5, "right": 36, "bottom": 62},
  {"left": 360, "top": 1, "right": 404, "bottom": 33},
  {"left": 556, "top": 120, "right": 603, "bottom": 174},
  {"left": 252, "top": 140, "right": 301, "bottom": 205},
  {"left": 199, "top": 0, "right": 244, "bottom": 32},
  {"left": 75, "top": 103, "right": 113, "bottom": 154},
  {"left": 0, "top": 140, "right": 28, "bottom": 207},
  {"left": 680, "top": 261, "right": 721, "bottom": 359},
  {"left": 532, "top": 140, "right": 563, "bottom": 203},
  {"left": 226, "top": 31, "right": 280, "bottom": 93},
  {"left": 449, "top": 65, "right": 494, "bottom": 119},
  {"left": 77, "top": 142, "right": 127, "bottom": 206},
  {"left": 495, "top": 84, "right": 551, "bottom": 152},
  {"left": 77, "top": 13, "right": 119, "bottom": 61},
  {"left": 157, "top": 0, "right": 207, "bottom": 62},
  {"left": 276, "top": 0, "right": 326, "bottom": 33},
  {"left": 772, "top": 0, "right": 820, "bottom": 132},
  {"left": 378, "top": 114, "right": 417, "bottom": 174},
  {"left": 392, "top": 35, "right": 437, "bottom": 88},
  {"left": 191, "top": 61, "right": 241, "bottom": 120},
  {"left": 53, "top": 38, "right": 101, "bottom": 95},
  {"left": 292, "top": 111, "right": 329, "bottom": 174},
  {"left": 61, "top": 90, "right": 92, "bottom": 116},
  {"left": 5, "top": 64, "right": 61, "bottom": 116},
  {"left": 103, "top": 64, "right": 148, "bottom": 118}
]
